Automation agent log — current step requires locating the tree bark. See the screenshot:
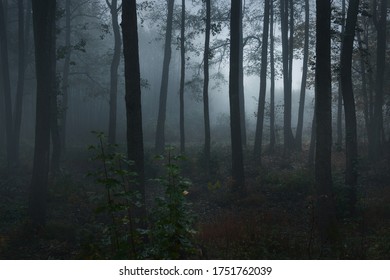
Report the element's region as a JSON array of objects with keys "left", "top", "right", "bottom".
[
  {"left": 315, "top": 0, "right": 338, "bottom": 255},
  {"left": 239, "top": 0, "right": 246, "bottom": 148},
  {"left": 254, "top": 0, "right": 270, "bottom": 161},
  {"left": 155, "top": 0, "right": 175, "bottom": 154},
  {"left": 229, "top": 0, "right": 245, "bottom": 194},
  {"left": 29, "top": 0, "right": 56, "bottom": 226}
]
